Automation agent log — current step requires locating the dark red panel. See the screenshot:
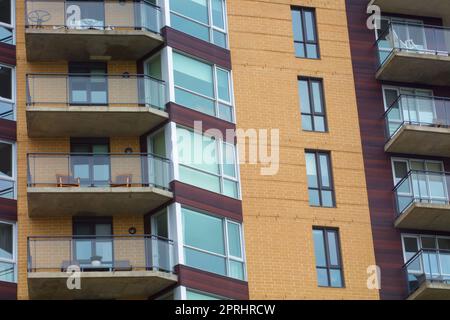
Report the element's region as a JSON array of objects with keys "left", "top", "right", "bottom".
[
  {"left": 0, "top": 281, "right": 17, "bottom": 300},
  {"left": 171, "top": 181, "right": 243, "bottom": 222},
  {"left": 0, "top": 119, "right": 16, "bottom": 141},
  {"left": 169, "top": 102, "right": 236, "bottom": 139},
  {"left": 0, "top": 198, "right": 17, "bottom": 221},
  {"left": 0, "top": 43, "right": 15, "bottom": 66},
  {"left": 175, "top": 264, "right": 249, "bottom": 300},
  {"left": 162, "top": 27, "right": 231, "bottom": 70}
]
